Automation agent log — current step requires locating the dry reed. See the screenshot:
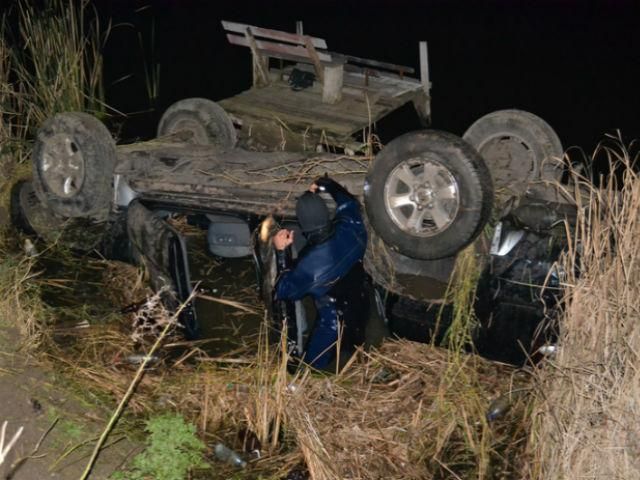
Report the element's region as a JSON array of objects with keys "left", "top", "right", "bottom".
[
  {"left": 527, "top": 135, "right": 640, "bottom": 479},
  {"left": 0, "top": 246, "right": 50, "bottom": 348},
  {"left": 11, "top": 0, "right": 104, "bottom": 132},
  {"left": 282, "top": 341, "right": 530, "bottom": 480}
]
